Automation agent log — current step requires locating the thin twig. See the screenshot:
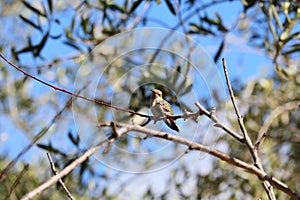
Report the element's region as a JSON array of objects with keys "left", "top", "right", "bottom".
[
  {"left": 127, "top": 1, "right": 151, "bottom": 30},
  {"left": 100, "top": 122, "right": 300, "bottom": 200},
  {"left": 22, "top": 122, "right": 300, "bottom": 200},
  {"left": 195, "top": 102, "right": 244, "bottom": 142},
  {"left": 0, "top": 82, "right": 90, "bottom": 180},
  {"left": 46, "top": 153, "right": 75, "bottom": 200},
  {"left": 0, "top": 52, "right": 148, "bottom": 118},
  {"left": 256, "top": 101, "right": 300, "bottom": 149},
  {"left": 221, "top": 58, "right": 276, "bottom": 200},
  {"left": 21, "top": 128, "right": 129, "bottom": 200},
  {"left": 4, "top": 164, "right": 29, "bottom": 200},
  {"left": 222, "top": 58, "right": 249, "bottom": 140}
]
